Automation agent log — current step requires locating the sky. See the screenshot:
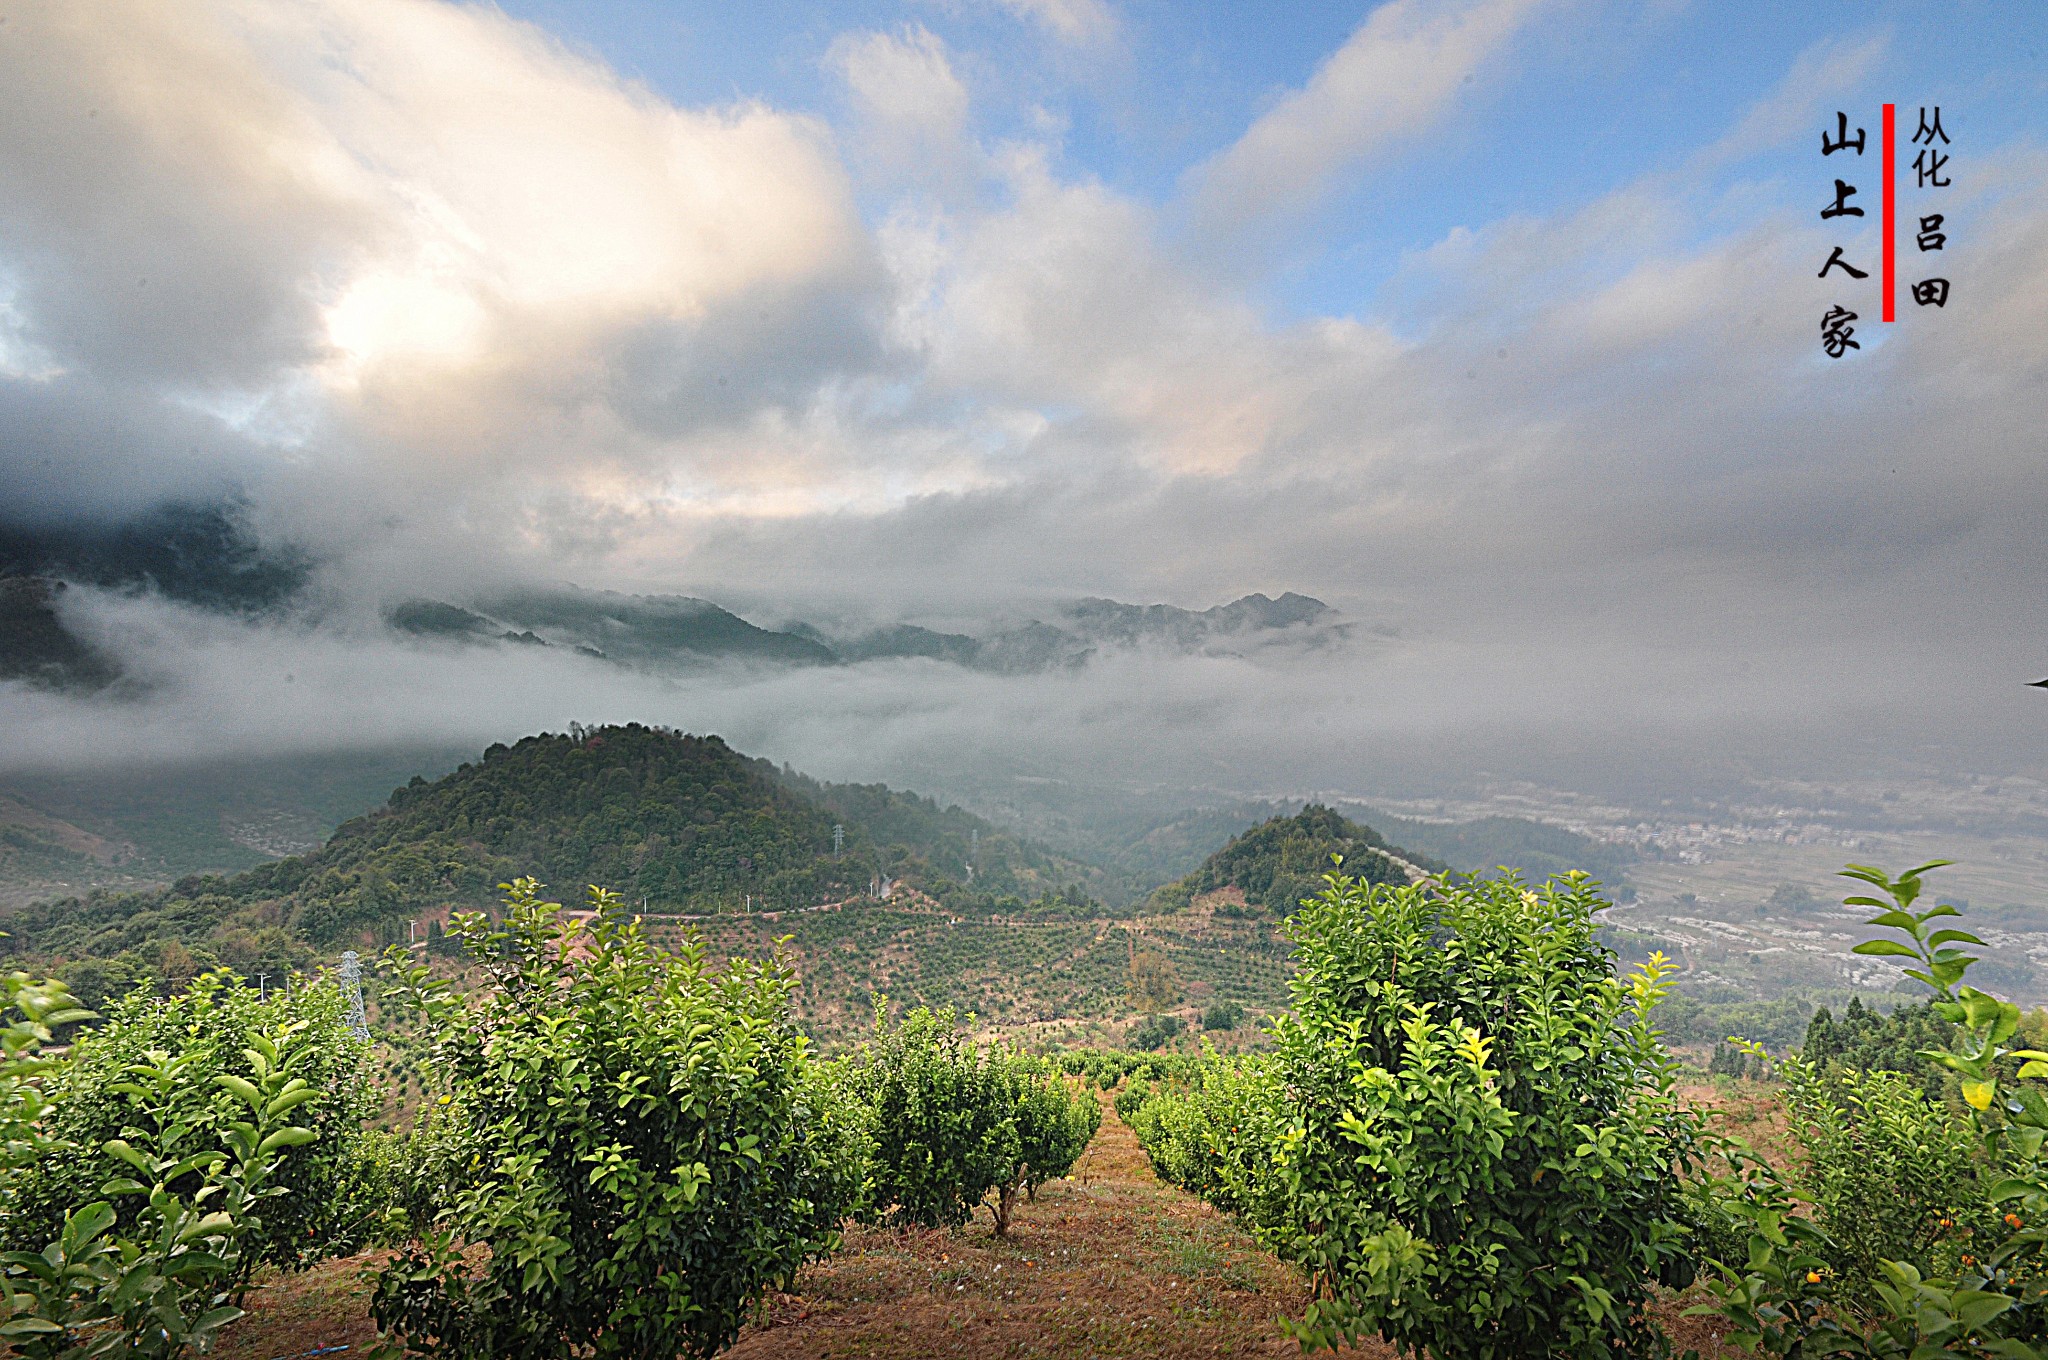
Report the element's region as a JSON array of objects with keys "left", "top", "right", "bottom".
[{"left": 1, "top": 0, "right": 2046, "bottom": 801}]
